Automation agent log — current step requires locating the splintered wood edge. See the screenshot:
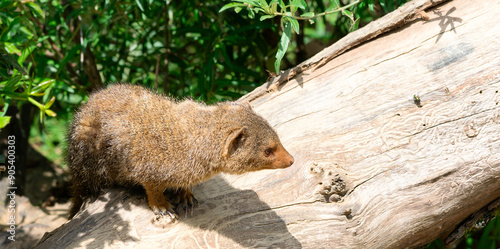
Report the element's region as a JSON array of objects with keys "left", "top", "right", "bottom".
[{"left": 444, "top": 197, "right": 500, "bottom": 245}]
